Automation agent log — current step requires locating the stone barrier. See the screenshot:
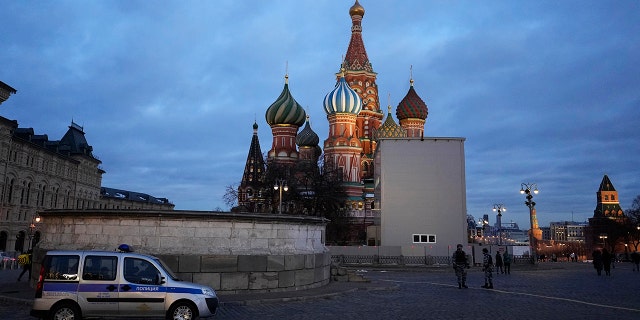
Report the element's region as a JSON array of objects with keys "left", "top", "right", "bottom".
[{"left": 32, "top": 209, "right": 330, "bottom": 294}]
